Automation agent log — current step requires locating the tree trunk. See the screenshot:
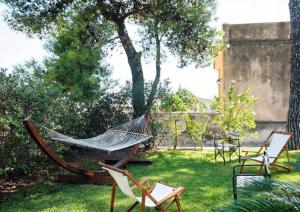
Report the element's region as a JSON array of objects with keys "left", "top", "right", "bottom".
[
  {"left": 144, "top": 19, "right": 161, "bottom": 113},
  {"left": 116, "top": 20, "right": 145, "bottom": 117},
  {"left": 287, "top": 0, "right": 300, "bottom": 150}
]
